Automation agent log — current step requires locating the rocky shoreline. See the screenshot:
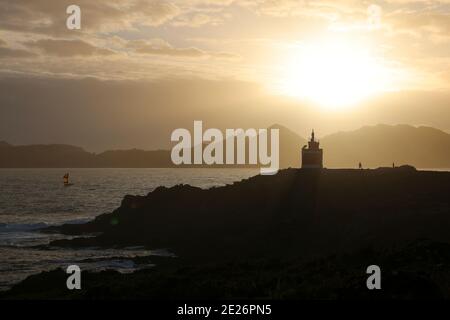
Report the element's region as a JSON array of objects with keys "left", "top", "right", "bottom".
[
  {"left": 2, "top": 239, "right": 450, "bottom": 299},
  {"left": 3, "top": 166, "right": 450, "bottom": 299},
  {"left": 43, "top": 167, "right": 450, "bottom": 259}
]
